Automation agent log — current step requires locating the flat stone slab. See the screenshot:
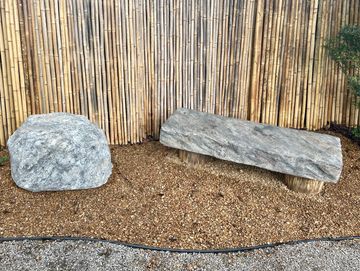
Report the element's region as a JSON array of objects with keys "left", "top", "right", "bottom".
[
  {"left": 7, "top": 113, "right": 112, "bottom": 192},
  {"left": 160, "top": 108, "right": 343, "bottom": 182}
]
